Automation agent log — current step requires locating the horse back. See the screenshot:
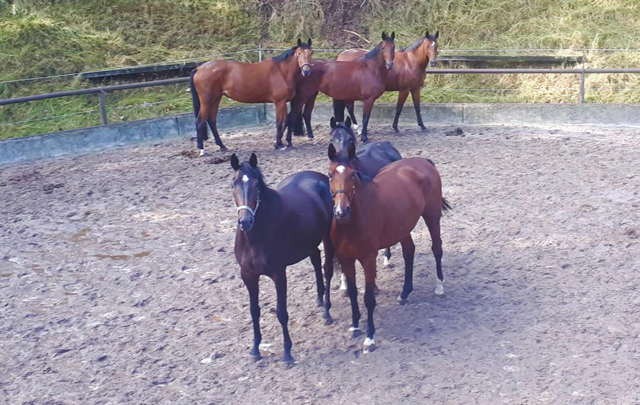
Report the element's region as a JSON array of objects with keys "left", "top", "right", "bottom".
[
  {"left": 376, "top": 157, "right": 443, "bottom": 211},
  {"left": 355, "top": 141, "right": 402, "bottom": 177}
]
